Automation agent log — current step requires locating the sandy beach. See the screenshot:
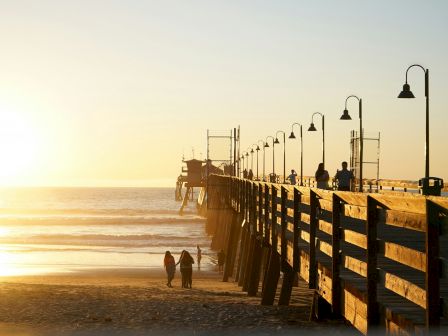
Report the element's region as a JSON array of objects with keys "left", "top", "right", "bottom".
[{"left": 0, "top": 268, "right": 356, "bottom": 336}]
